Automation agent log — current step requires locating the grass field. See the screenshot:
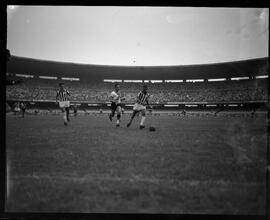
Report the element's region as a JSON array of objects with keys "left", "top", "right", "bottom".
[{"left": 5, "top": 112, "right": 267, "bottom": 214}]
